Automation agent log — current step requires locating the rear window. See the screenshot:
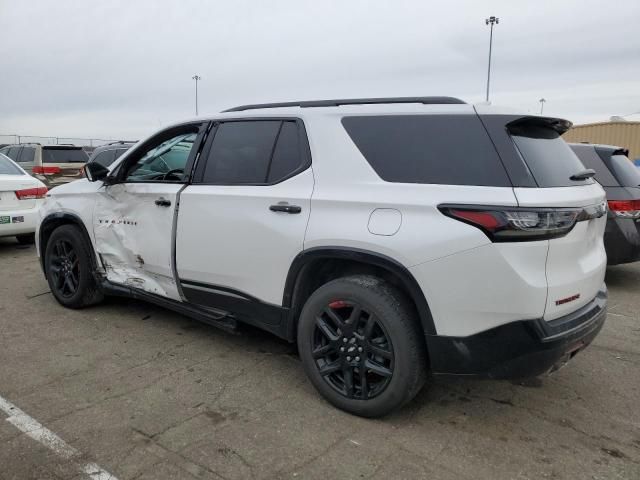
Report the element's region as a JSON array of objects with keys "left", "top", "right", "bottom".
[
  {"left": 608, "top": 154, "right": 640, "bottom": 188},
  {"left": 509, "top": 124, "right": 593, "bottom": 187},
  {"left": 42, "top": 148, "right": 88, "bottom": 164},
  {"left": 341, "top": 115, "right": 510, "bottom": 186},
  {"left": 570, "top": 145, "right": 619, "bottom": 187},
  {"left": 0, "top": 153, "right": 23, "bottom": 175}
]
